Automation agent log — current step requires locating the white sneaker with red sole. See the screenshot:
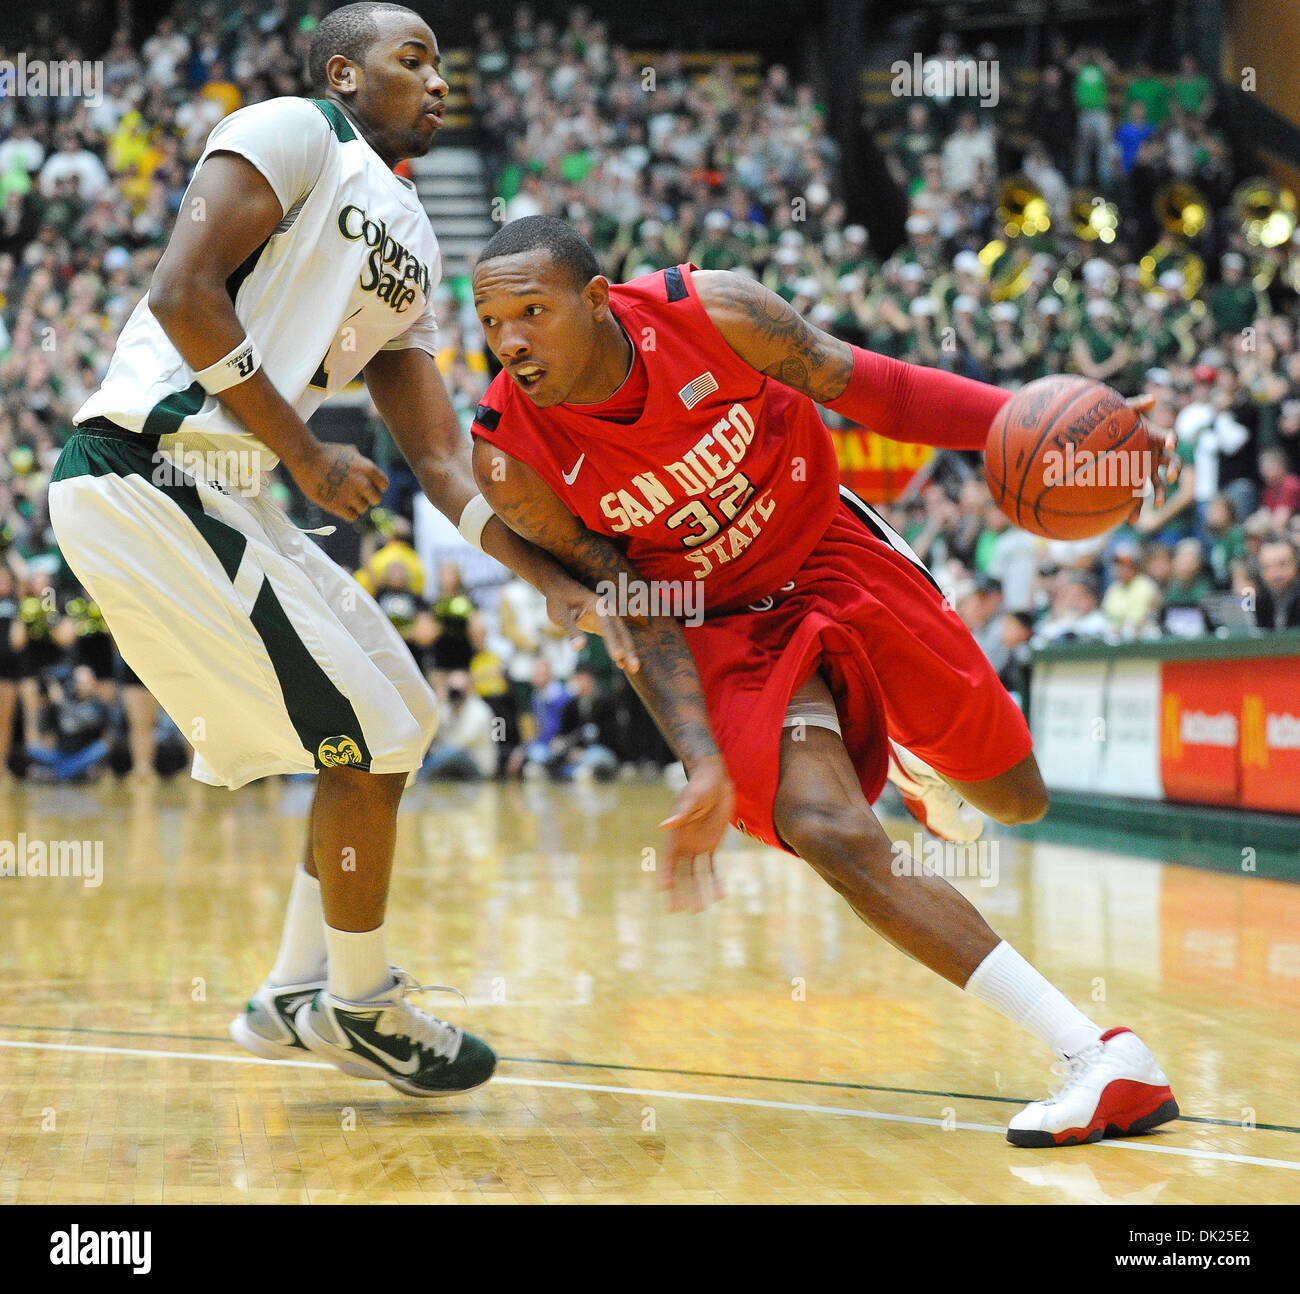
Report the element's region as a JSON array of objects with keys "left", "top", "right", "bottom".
[
  {"left": 1007, "top": 1027, "right": 1179, "bottom": 1147},
  {"left": 886, "top": 742, "right": 984, "bottom": 844}
]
